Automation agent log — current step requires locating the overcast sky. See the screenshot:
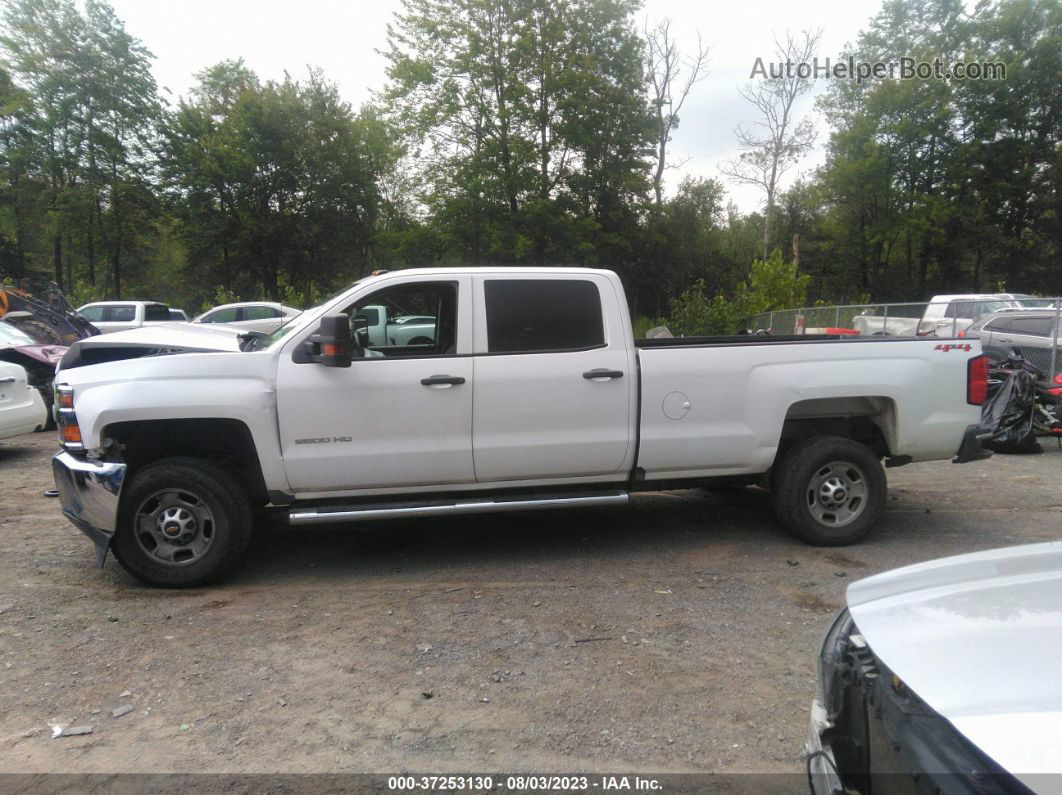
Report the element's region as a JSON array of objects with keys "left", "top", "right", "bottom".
[{"left": 108, "top": 0, "right": 885, "bottom": 213}]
